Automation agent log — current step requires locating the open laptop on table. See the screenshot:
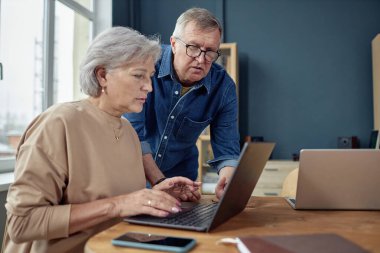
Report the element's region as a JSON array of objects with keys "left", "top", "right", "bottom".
[
  {"left": 286, "top": 149, "right": 380, "bottom": 210},
  {"left": 125, "top": 142, "right": 275, "bottom": 232}
]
